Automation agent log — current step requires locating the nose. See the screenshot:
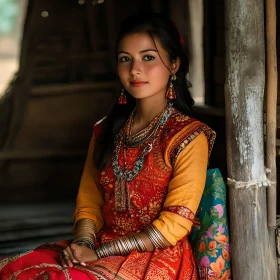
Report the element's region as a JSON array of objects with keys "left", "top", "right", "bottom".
[{"left": 130, "top": 59, "right": 142, "bottom": 76}]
